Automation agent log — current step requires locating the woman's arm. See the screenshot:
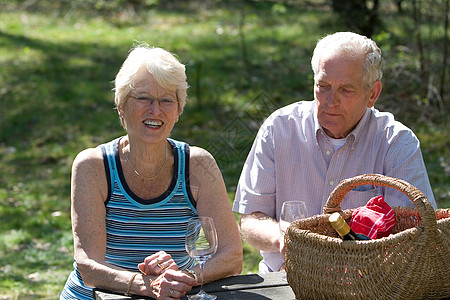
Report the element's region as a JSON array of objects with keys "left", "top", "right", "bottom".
[
  {"left": 189, "top": 147, "right": 243, "bottom": 282},
  {"left": 71, "top": 147, "right": 136, "bottom": 290}
]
